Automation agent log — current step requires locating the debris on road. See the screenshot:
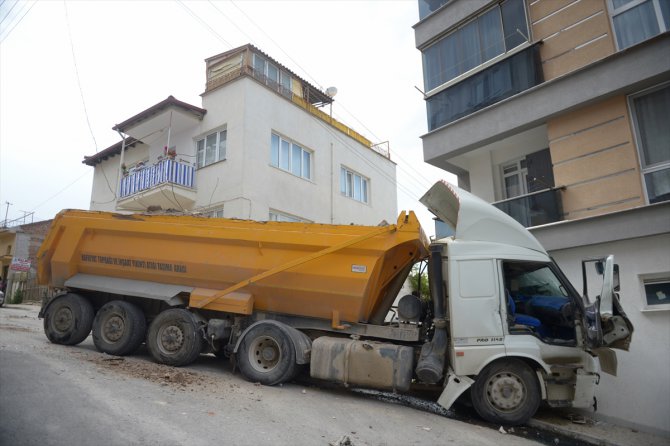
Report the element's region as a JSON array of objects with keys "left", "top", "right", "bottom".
[{"left": 329, "top": 435, "right": 353, "bottom": 446}]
